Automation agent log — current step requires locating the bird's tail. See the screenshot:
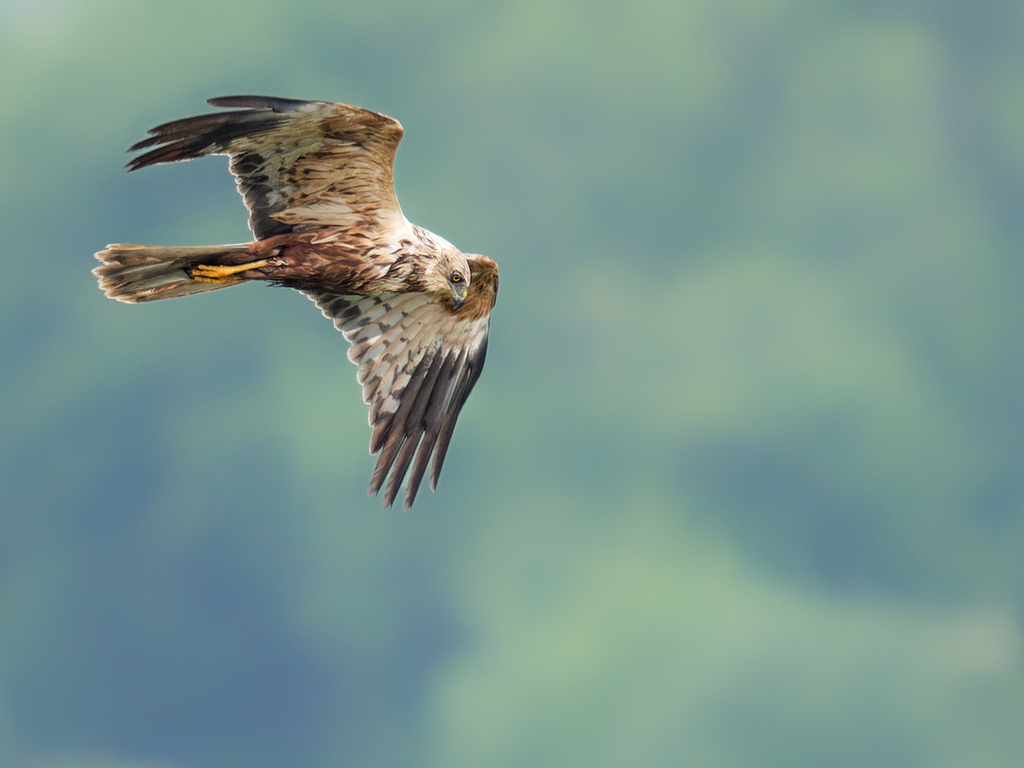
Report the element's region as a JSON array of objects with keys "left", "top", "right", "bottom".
[{"left": 94, "top": 243, "right": 253, "bottom": 303}]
